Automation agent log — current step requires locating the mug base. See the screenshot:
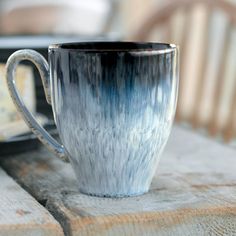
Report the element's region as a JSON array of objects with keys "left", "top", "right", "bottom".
[{"left": 79, "top": 189, "right": 148, "bottom": 198}]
